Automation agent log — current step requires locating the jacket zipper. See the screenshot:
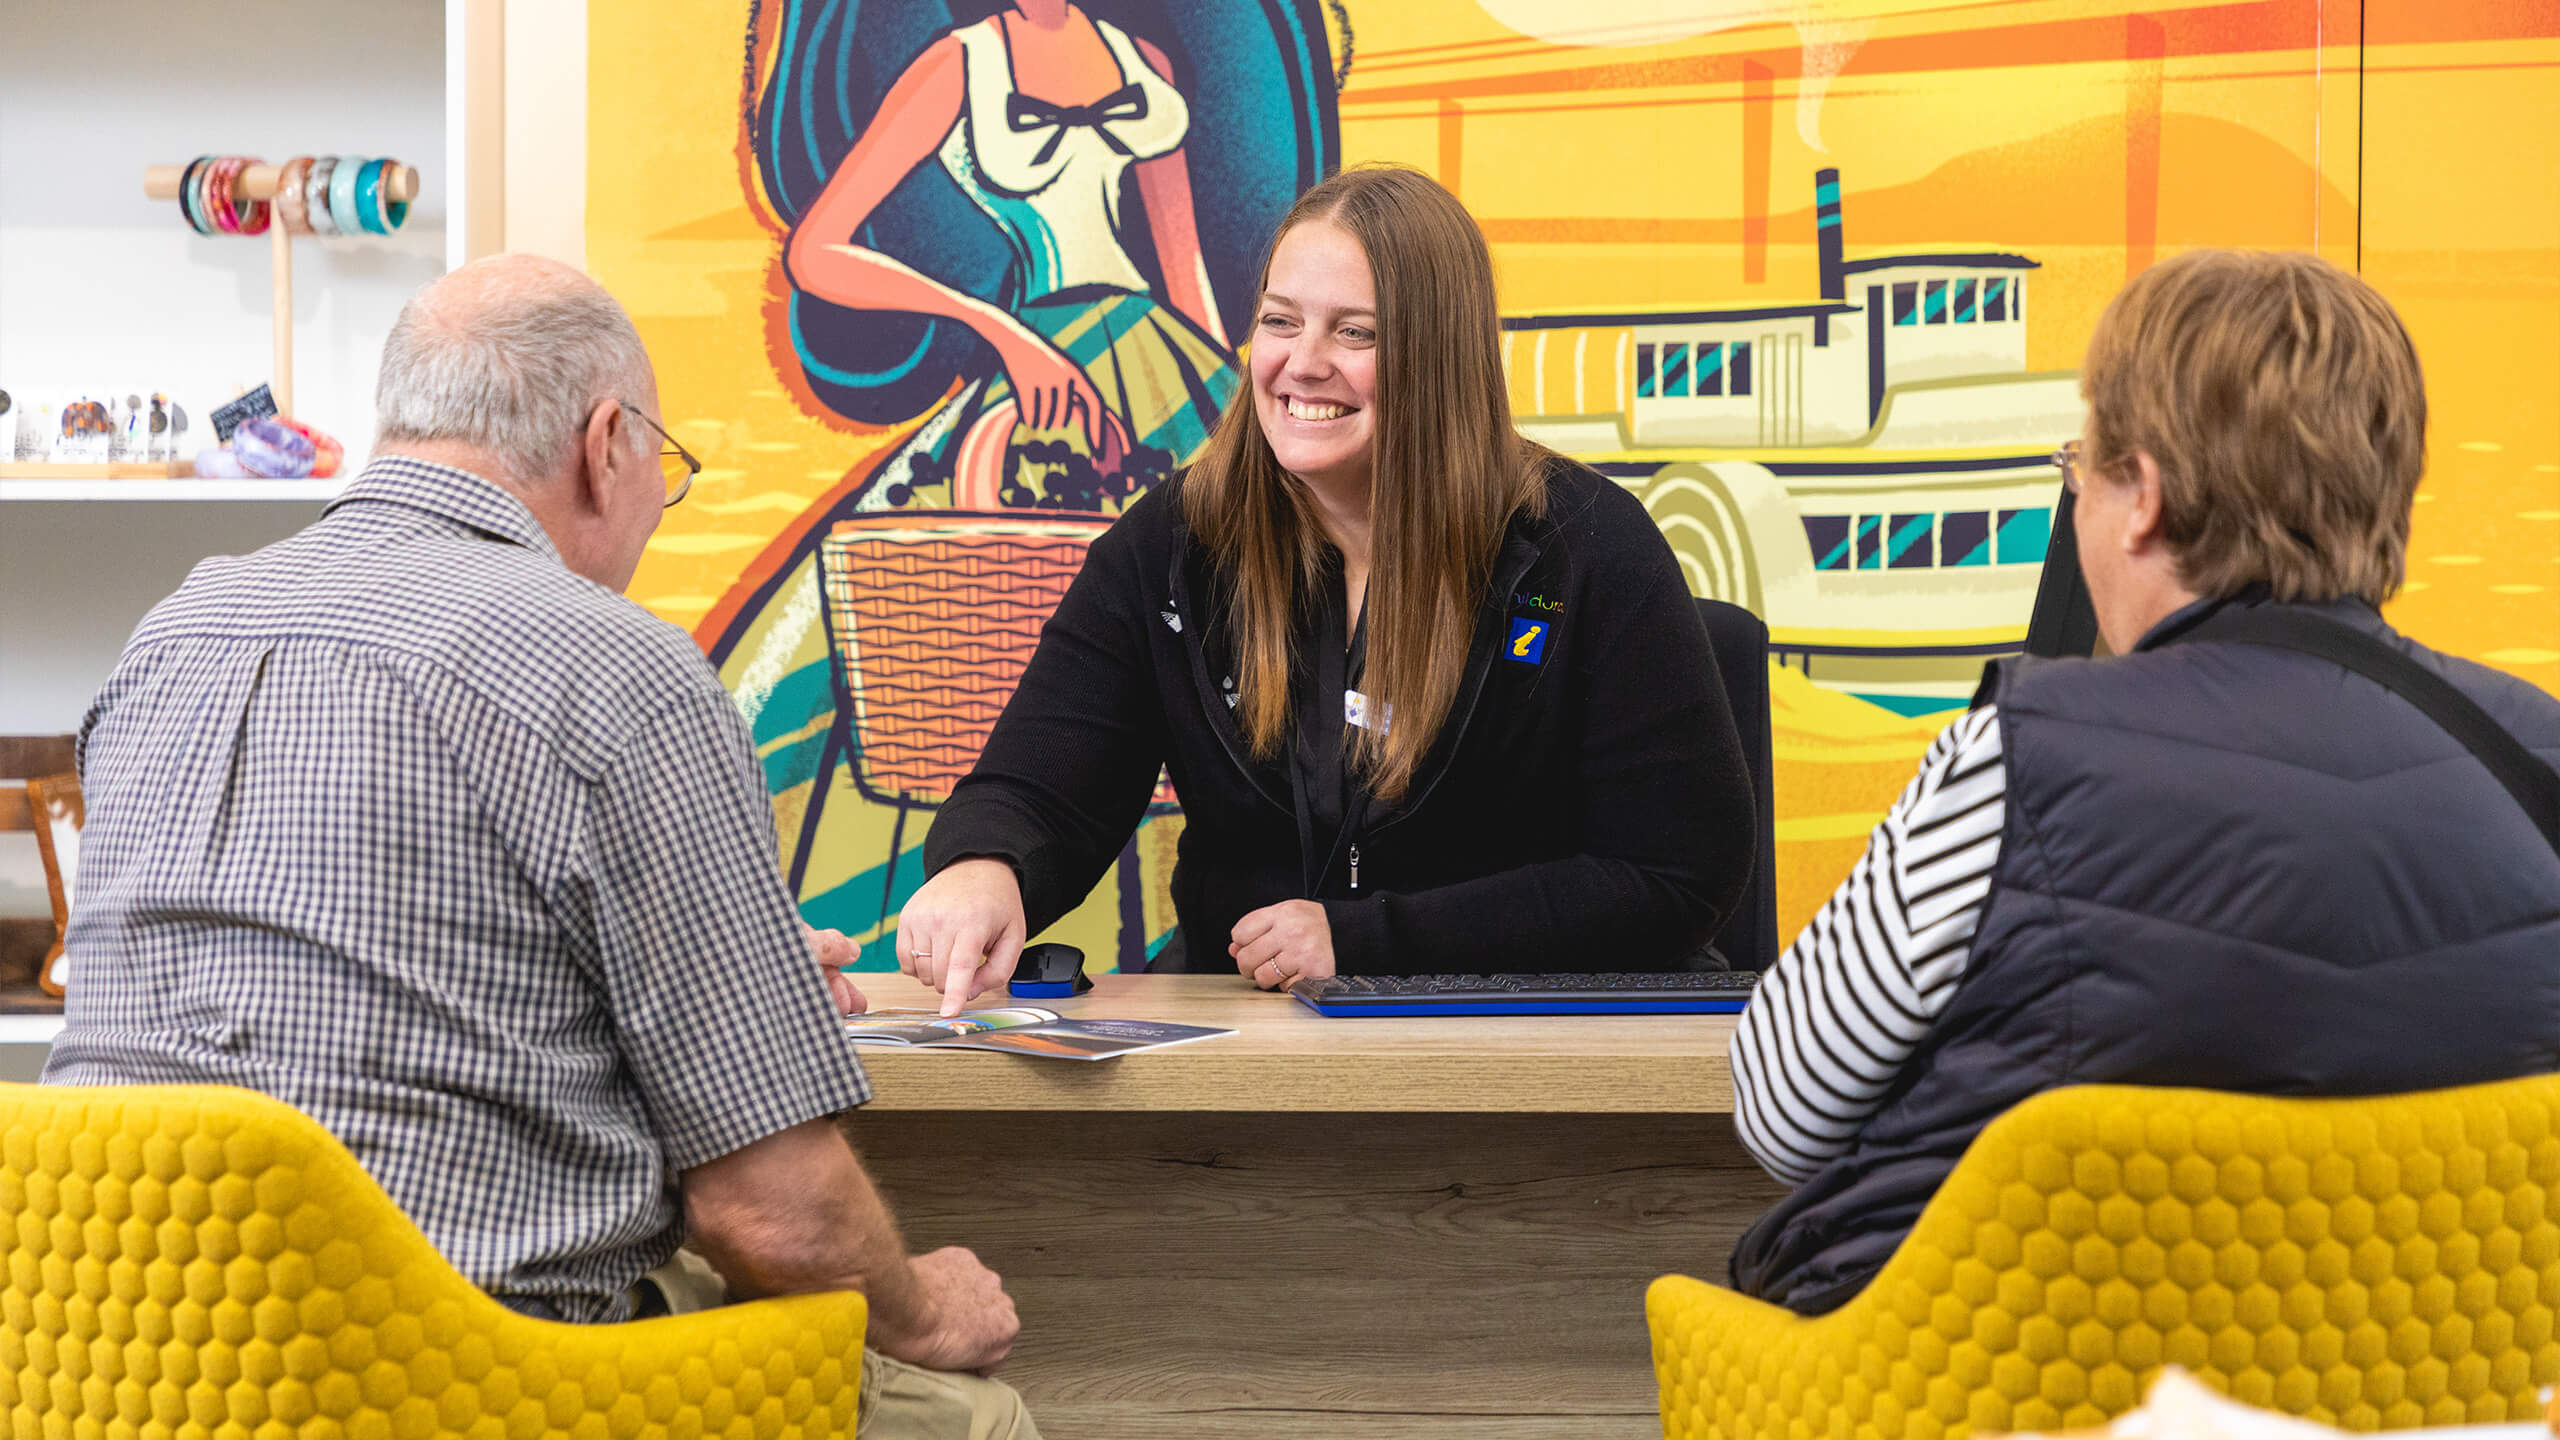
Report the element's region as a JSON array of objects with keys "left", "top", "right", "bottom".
[{"left": 1313, "top": 538, "right": 1544, "bottom": 895}]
